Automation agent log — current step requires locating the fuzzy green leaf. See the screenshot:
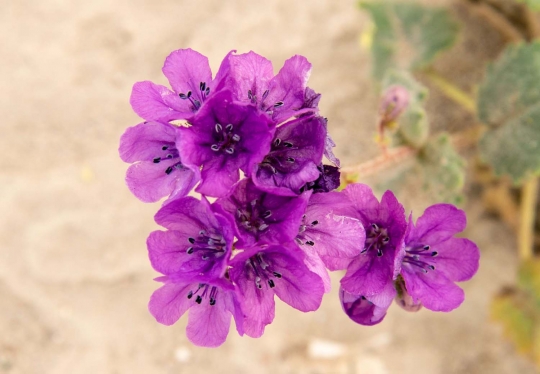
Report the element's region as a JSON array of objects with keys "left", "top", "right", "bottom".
[
  {"left": 360, "top": 2, "right": 459, "bottom": 80},
  {"left": 478, "top": 42, "right": 540, "bottom": 183}
]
